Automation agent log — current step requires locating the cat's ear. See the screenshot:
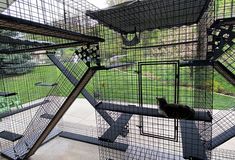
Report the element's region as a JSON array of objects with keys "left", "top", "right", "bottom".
[{"left": 156, "top": 97, "right": 160, "bottom": 101}]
